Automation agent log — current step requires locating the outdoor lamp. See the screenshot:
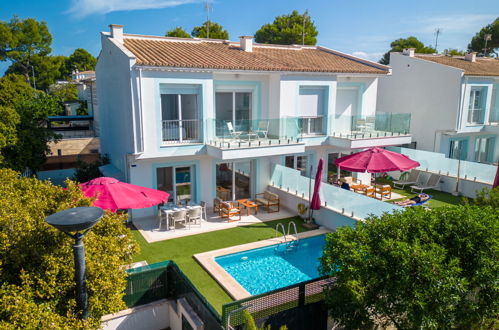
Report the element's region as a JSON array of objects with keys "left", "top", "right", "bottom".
[{"left": 45, "top": 207, "right": 104, "bottom": 320}]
